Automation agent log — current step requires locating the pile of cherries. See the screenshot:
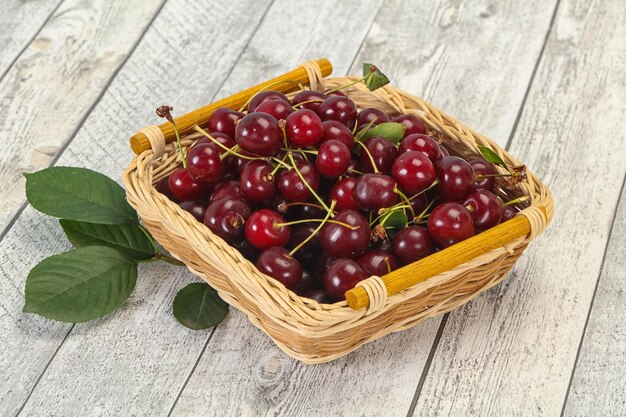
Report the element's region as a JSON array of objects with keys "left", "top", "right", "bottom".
[{"left": 157, "top": 88, "right": 521, "bottom": 304}]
